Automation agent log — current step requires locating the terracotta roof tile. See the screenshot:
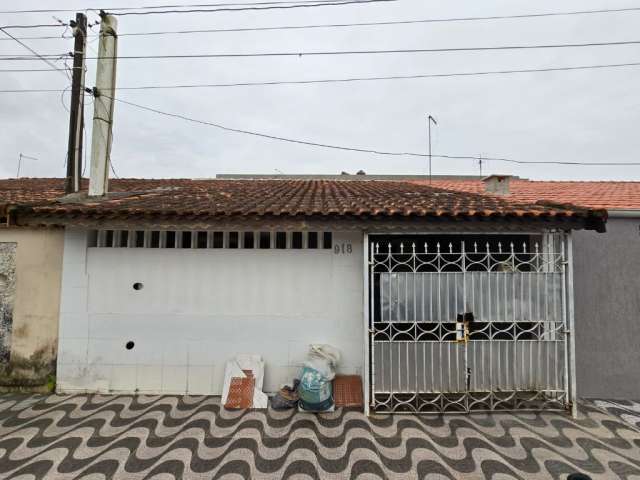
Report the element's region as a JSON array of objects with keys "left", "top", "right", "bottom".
[
  {"left": 412, "top": 179, "right": 640, "bottom": 211},
  {"left": 0, "top": 178, "right": 603, "bottom": 227}
]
